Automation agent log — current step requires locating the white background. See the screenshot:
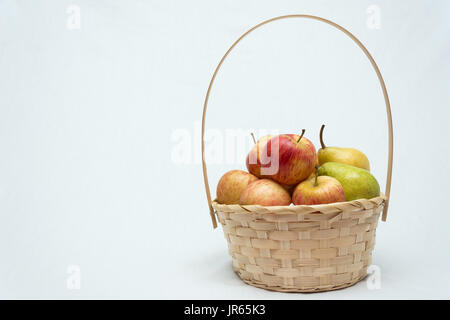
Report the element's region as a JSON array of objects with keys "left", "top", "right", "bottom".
[{"left": 0, "top": 0, "right": 449, "bottom": 299}]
